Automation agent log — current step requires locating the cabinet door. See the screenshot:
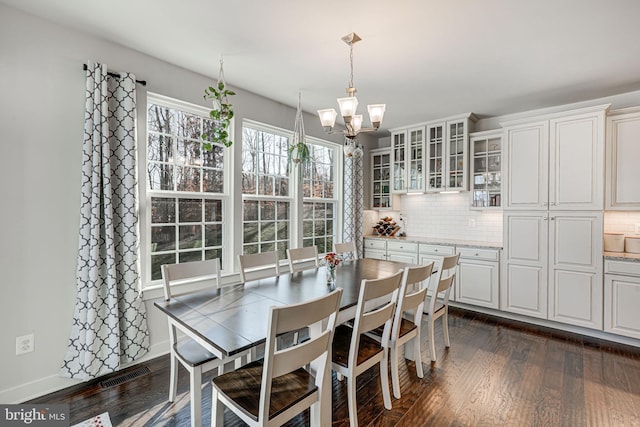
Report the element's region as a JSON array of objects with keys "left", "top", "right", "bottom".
[
  {"left": 364, "top": 249, "right": 386, "bottom": 260},
  {"left": 457, "top": 260, "right": 499, "bottom": 309},
  {"left": 502, "top": 212, "right": 548, "bottom": 318},
  {"left": 470, "top": 132, "right": 502, "bottom": 208},
  {"left": 446, "top": 120, "right": 468, "bottom": 191},
  {"left": 548, "top": 212, "right": 603, "bottom": 329},
  {"left": 391, "top": 131, "right": 407, "bottom": 192},
  {"left": 387, "top": 252, "right": 418, "bottom": 264},
  {"left": 604, "top": 274, "right": 640, "bottom": 339},
  {"left": 426, "top": 123, "right": 445, "bottom": 192},
  {"left": 549, "top": 112, "right": 604, "bottom": 210},
  {"left": 504, "top": 122, "right": 549, "bottom": 209},
  {"left": 606, "top": 110, "right": 640, "bottom": 209},
  {"left": 371, "top": 150, "right": 392, "bottom": 209},
  {"left": 407, "top": 126, "right": 425, "bottom": 192}
]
